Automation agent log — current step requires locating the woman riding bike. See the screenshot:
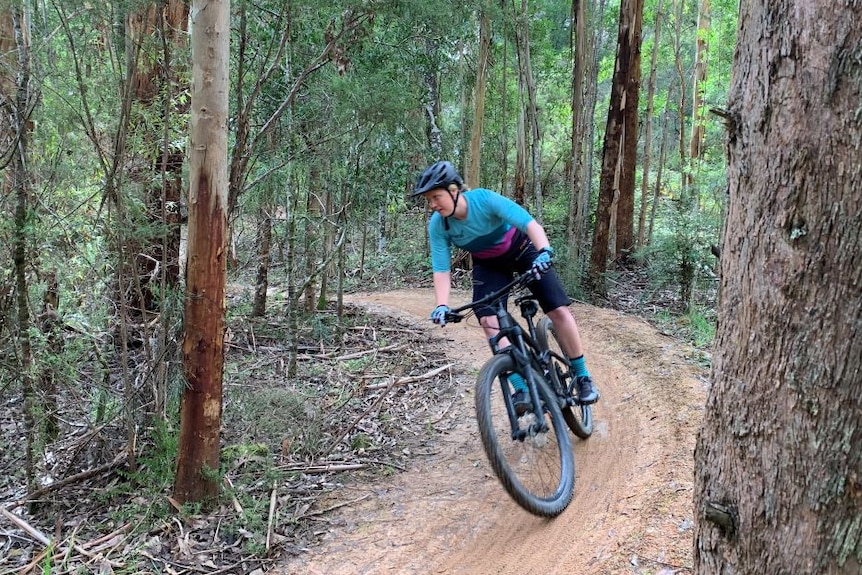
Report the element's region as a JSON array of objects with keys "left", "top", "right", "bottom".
[{"left": 412, "top": 160, "right": 600, "bottom": 410}]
